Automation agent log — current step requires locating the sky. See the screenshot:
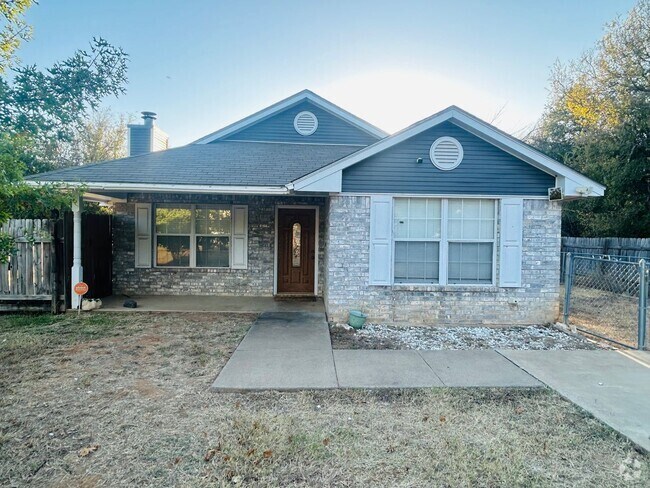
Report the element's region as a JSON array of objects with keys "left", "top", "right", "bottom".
[{"left": 19, "top": 0, "right": 637, "bottom": 146}]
